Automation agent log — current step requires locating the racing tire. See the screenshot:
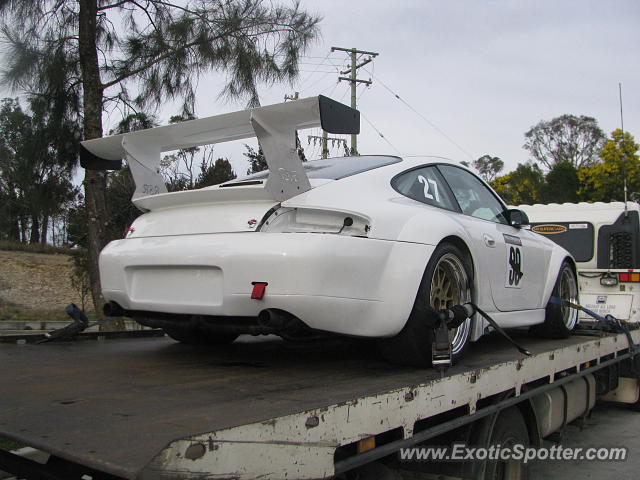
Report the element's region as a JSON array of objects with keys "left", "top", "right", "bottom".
[
  {"left": 529, "top": 261, "right": 578, "bottom": 339},
  {"left": 163, "top": 327, "right": 238, "bottom": 345},
  {"left": 378, "top": 242, "right": 473, "bottom": 367},
  {"left": 483, "top": 407, "right": 530, "bottom": 480}
]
